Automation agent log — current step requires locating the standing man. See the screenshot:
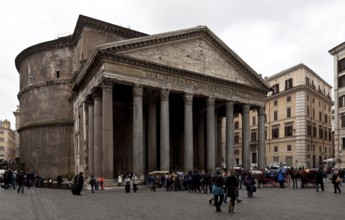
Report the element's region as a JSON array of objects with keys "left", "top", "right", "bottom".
[
  {"left": 16, "top": 170, "right": 25, "bottom": 193},
  {"left": 315, "top": 168, "right": 325, "bottom": 192}
]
